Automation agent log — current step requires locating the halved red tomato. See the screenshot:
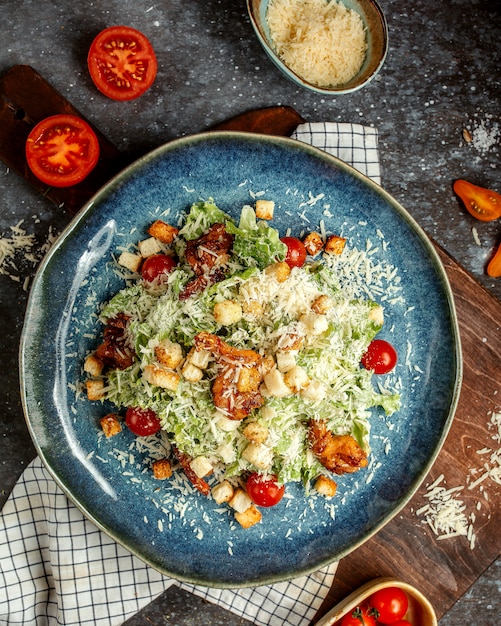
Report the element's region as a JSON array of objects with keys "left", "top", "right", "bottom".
[
  {"left": 25, "top": 114, "right": 100, "bottom": 188},
  {"left": 87, "top": 26, "right": 157, "bottom": 101}
]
